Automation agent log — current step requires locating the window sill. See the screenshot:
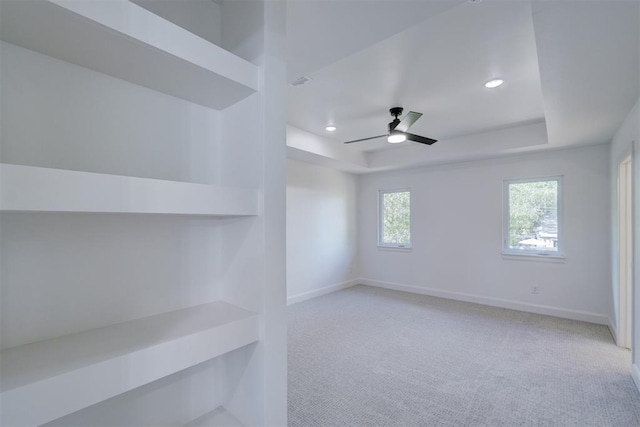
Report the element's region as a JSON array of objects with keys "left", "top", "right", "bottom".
[
  {"left": 501, "top": 252, "right": 565, "bottom": 263},
  {"left": 378, "top": 245, "right": 412, "bottom": 253}
]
